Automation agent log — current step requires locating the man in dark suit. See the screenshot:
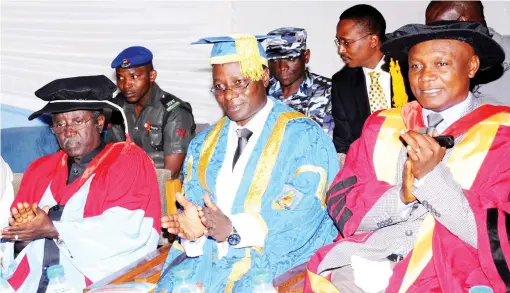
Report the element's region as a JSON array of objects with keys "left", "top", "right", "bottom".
[{"left": 332, "top": 4, "right": 404, "bottom": 159}]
